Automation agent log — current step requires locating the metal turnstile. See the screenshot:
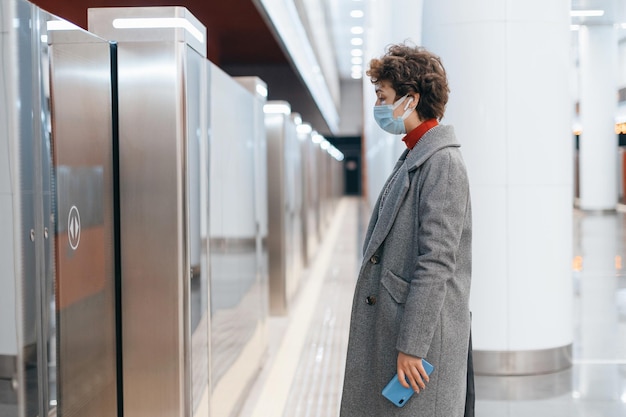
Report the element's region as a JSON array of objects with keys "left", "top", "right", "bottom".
[
  {"left": 264, "top": 102, "right": 303, "bottom": 315},
  {"left": 48, "top": 18, "right": 119, "bottom": 417},
  {"left": 89, "top": 7, "right": 210, "bottom": 417},
  {"left": 0, "top": 1, "right": 118, "bottom": 416},
  {"left": 297, "top": 123, "right": 320, "bottom": 266}
]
